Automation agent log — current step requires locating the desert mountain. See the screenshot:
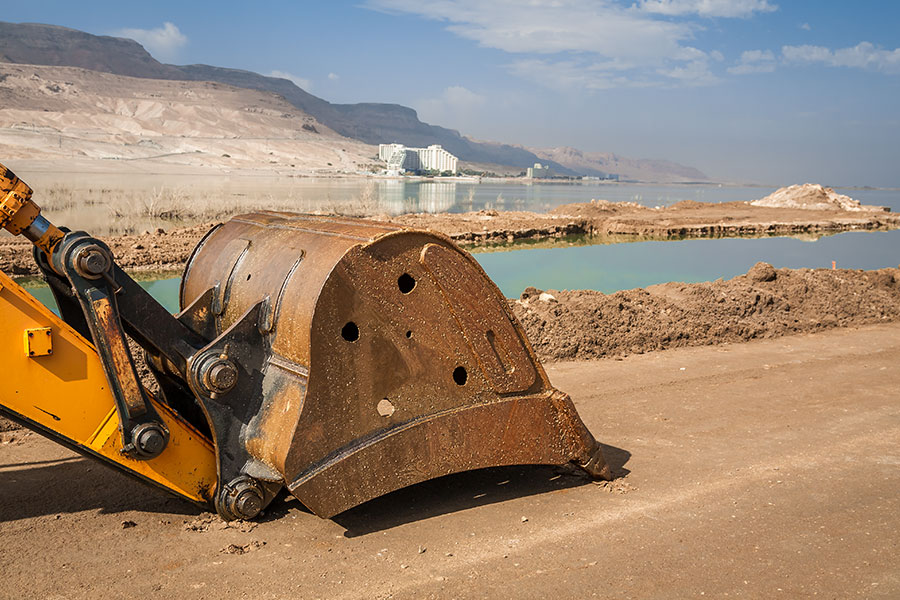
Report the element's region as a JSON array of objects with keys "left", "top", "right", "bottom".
[
  {"left": 0, "top": 20, "right": 708, "bottom": 181},
  {"left": 175, "top": 64, "right": 560, "bottom": 172},
  {"left": 0, "top": 21, "right": 574, "bottom": 174},
  {"left": 530, "top": 146, "right": 708, "bottom": 183},
  {"left": 0, "top": 62, "right": 373, "bottom": 171}
]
